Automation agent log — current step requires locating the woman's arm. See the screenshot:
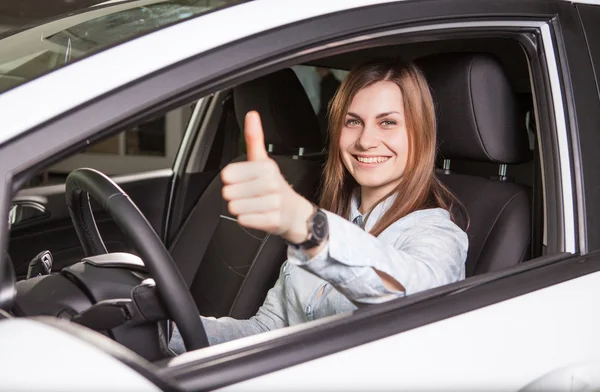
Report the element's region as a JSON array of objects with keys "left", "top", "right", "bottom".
[
  {"left": 169, "top": 262, "right": 290, "bottom": 353},
  {"left": 219, "top": 111, "right": 466, "bottom": 306},
  {"left": 288, "top": 210, "right": 468, "bottom": 305}
]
